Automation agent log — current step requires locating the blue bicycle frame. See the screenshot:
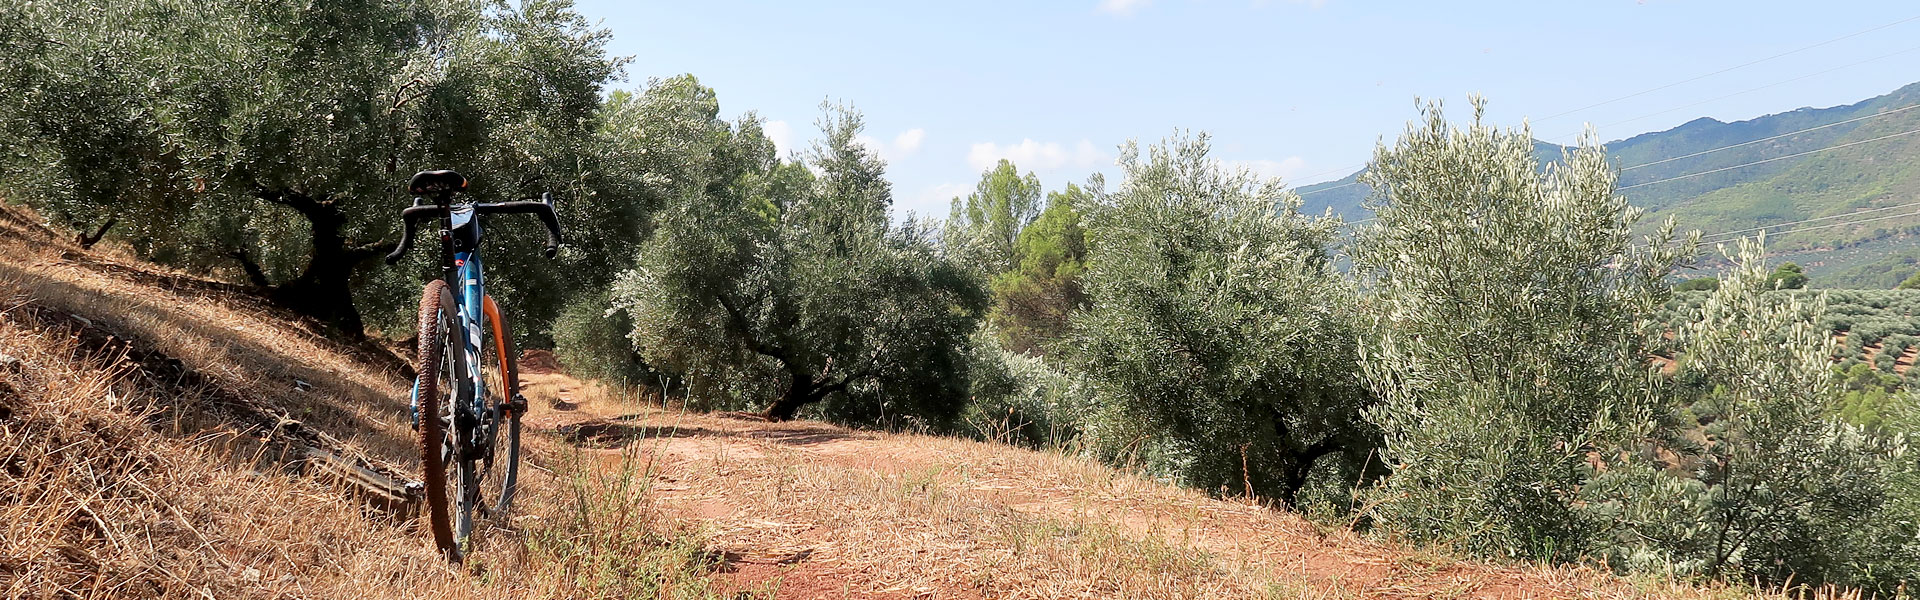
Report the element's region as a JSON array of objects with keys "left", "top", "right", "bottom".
[{"left": 411, "top": 206, "right": 491, "bottom": 430}]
